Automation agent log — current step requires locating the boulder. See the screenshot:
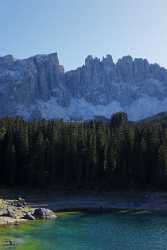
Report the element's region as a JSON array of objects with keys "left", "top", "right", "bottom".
[
  {"left": 4, "top": 240, "right": 15, "bottom": 247},
  {"left": 7, "top": 208, "right": 17, "bottom": 219},
  {"left": 16, "top": 198, "right": 26, "bottom": 208},
  {"left": 33, "top": 208, "right": 57, "bottom": 220},
  {"left": 7, "top": 198, "right": 26, "bottom": 208},
  {"left": 0, "top": 209, "right": 9, "bottom": 217},
  {"left": 23, "top": 212, "right": 36, "bottom": 220}
]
